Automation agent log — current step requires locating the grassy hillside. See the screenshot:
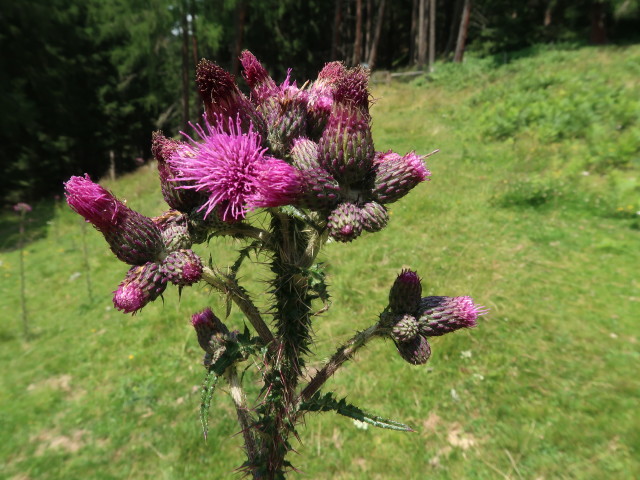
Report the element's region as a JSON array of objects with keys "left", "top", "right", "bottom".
[{"left": 1, "top": 44, "right": 639, "bottom": 479}]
